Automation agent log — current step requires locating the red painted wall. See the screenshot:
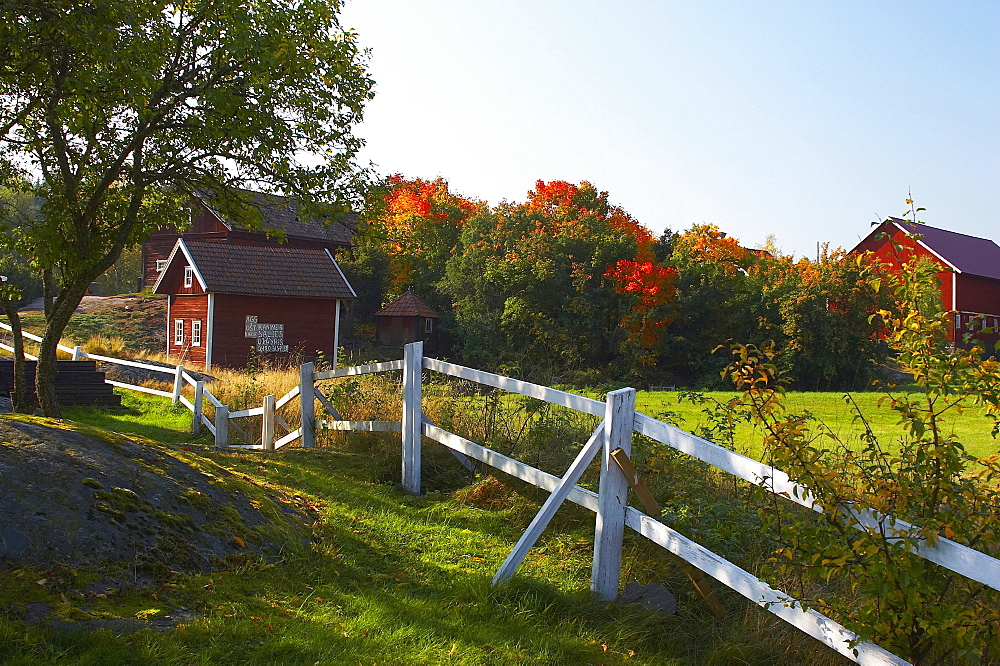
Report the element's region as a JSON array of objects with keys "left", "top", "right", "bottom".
[
  {"left": 167, "top": 294, "right": 209, "bottom": 366},
  {"left": 209, "top": 294, "right": 339, "bottom": 369}
]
